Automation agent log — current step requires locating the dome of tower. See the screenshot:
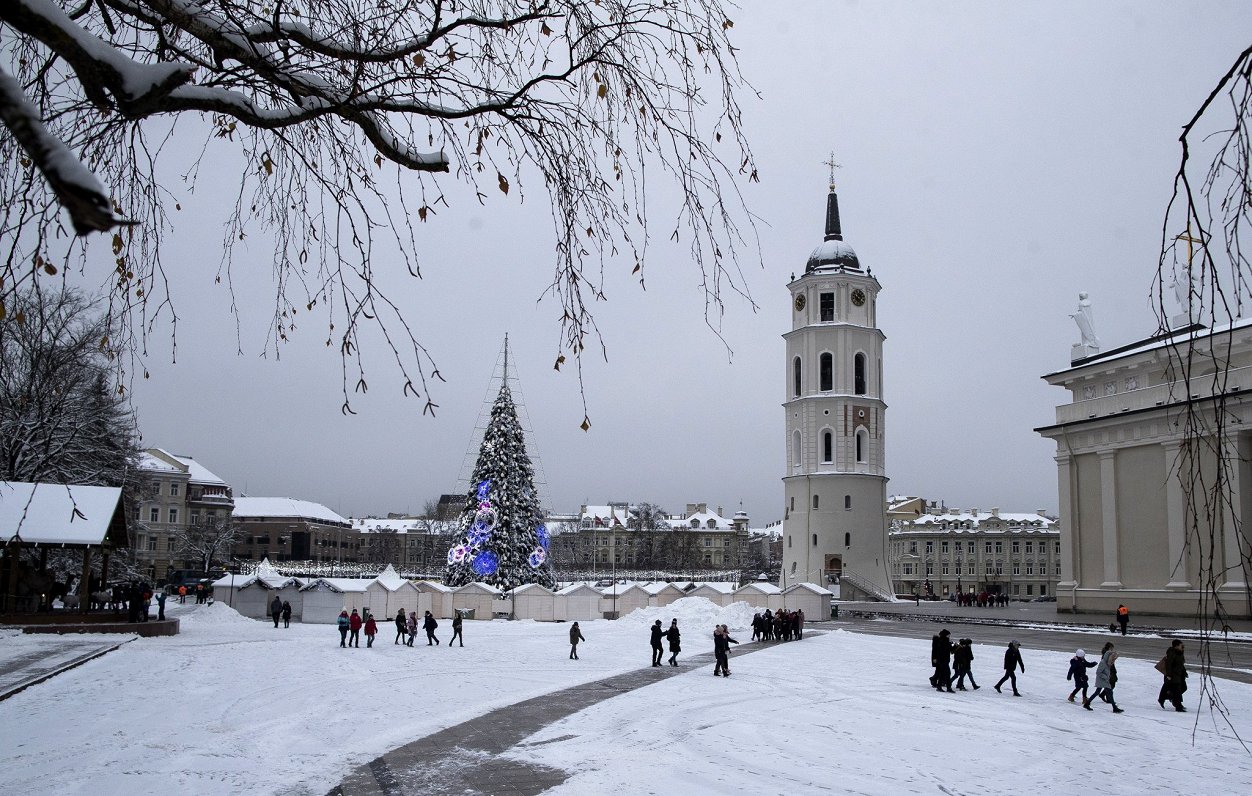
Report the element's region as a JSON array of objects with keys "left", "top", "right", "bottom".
[{"left": 806, "top": 238, "right": 861, "bottom": 273}]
